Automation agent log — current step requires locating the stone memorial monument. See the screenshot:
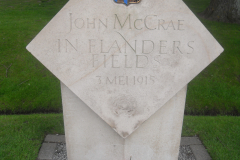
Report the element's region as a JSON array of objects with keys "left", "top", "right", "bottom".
[{"left": 27, "top": 0, "right": 223, "bottom": 159}]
